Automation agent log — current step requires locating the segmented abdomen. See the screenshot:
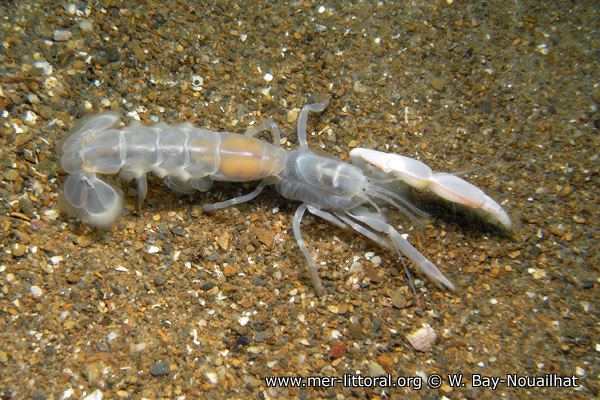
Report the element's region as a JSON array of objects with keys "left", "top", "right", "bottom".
[{"left": 67, "top": 119, "right": 287, "bottom": 184}]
